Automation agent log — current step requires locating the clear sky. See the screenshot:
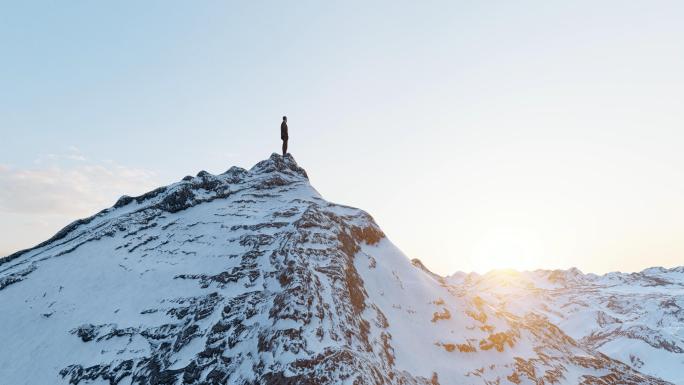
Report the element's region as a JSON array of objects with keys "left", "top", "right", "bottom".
[{"left": 2, "top": 1, "right": 683, "bottom": 275}]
